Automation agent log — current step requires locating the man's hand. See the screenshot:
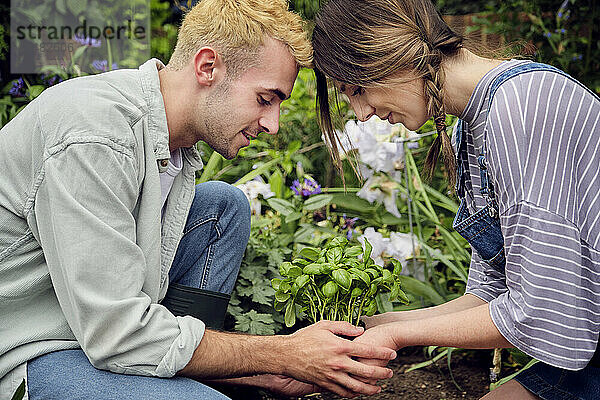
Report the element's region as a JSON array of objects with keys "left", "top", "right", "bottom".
[
  {"left": 212, "top": 374, "right": 320, "bottom": 397},
  {"left": 262, "top": 374, "right": 321, "bottom": 397},
  {"left": 282, "top": 320, "right": 397, "bottom": 398}
]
